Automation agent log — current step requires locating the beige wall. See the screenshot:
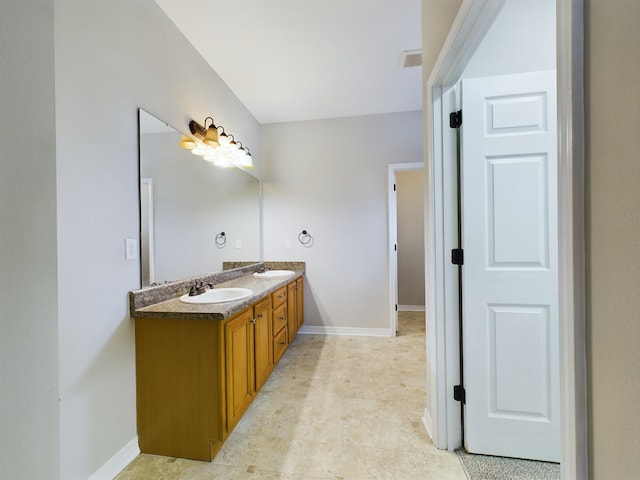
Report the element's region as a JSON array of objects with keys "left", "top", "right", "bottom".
[
  {"left": 397, "top": 170, "right": 426, "bottom": 307},
  {"left": 422, "top": 0, "right": 463, "bottom": 420},
  {"left": 585, "top": 0, "right": 640, "bottom": 477},
  {"left": 421, "top": 0, "right": 463, "bottom": 76}
]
